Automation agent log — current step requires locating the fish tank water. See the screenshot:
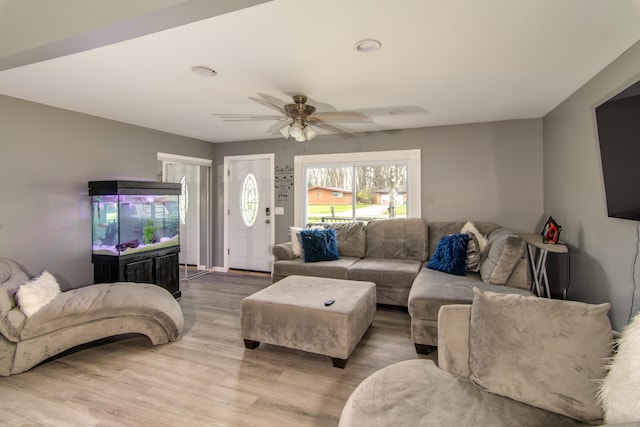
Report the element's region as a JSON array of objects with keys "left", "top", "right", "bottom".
[{"left": 89, "top": 181, "right": 181, "bottom": 256}]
